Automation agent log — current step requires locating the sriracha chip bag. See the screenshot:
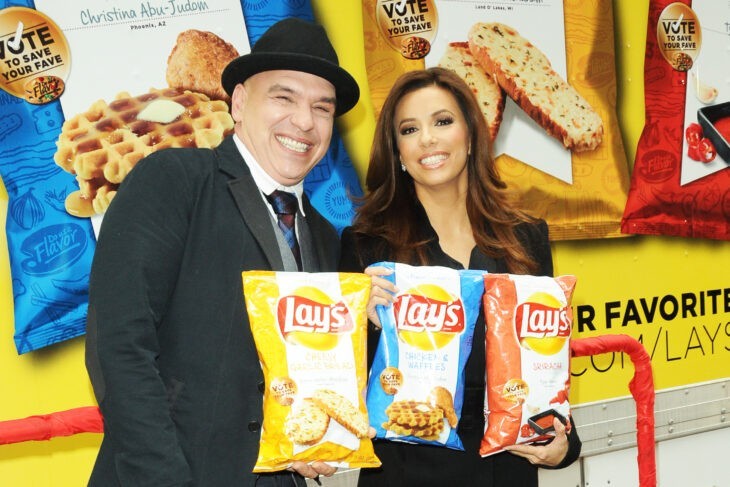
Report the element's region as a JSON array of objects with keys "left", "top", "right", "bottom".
[
  {"left": 366, "top": 262, "right": 486, "bottom": 450},
  {"left": 242, "top": 271, "right": 380, "bottom": 472},
  {"left": 622, "top": 0, "right": 730, "bottom": 240},
  {"left": 480, "top": 273, "right": 577, "bottom": 456}
]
